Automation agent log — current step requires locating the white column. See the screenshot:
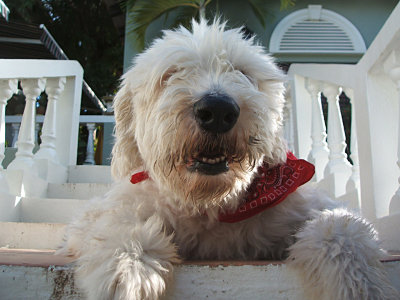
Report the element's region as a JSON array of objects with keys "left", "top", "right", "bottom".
[
  {"left": 305, "top": 78, "right": 329, "bottom": 181},
  {"left": 323, "top": 84, "right": 352, "bottom": 196},
  {"left": 84, "top": 123, "right": 96, "bottom": 165},
  {"left": 0, "top": 79, "right": 18, "bottom": 192},
  {"left": 0, "top": 79, "right": 18, "bottom": 168},
  {"left": 384, "top": 50, "right": 400, "bottom": 214},
  {"left": 35, "top": 77, "right": 66, "bottom": 162},
  {"left": 7, "top": 78, "right": 46, "bottom": 173}
]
